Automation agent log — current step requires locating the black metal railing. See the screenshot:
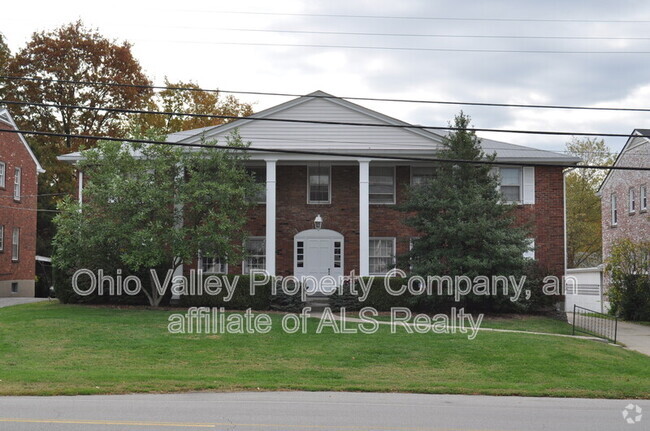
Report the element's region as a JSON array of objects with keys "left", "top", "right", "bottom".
[{"left": 572, "top": 305, "right": 618, "bottom": 343}]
